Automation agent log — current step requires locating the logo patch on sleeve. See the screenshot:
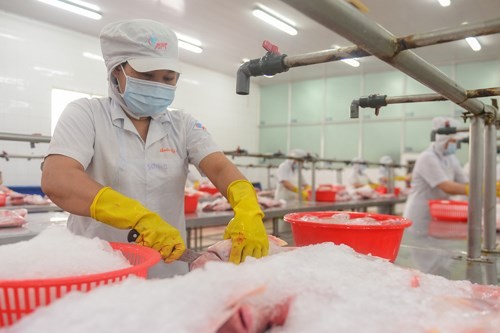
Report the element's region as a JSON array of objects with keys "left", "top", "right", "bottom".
[{"left": 194, "top": 121, "right": 206, "bottom": 130}]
